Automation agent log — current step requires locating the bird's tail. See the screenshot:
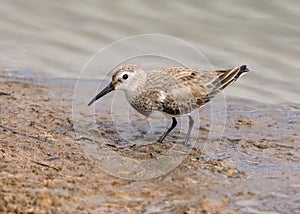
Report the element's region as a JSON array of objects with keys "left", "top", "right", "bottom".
[
  {"left": 207, "top": 65, "right": 249, "bottom": 98},
  {"left": 215, "top": 65, "right": 249, "bottom": 89}
]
